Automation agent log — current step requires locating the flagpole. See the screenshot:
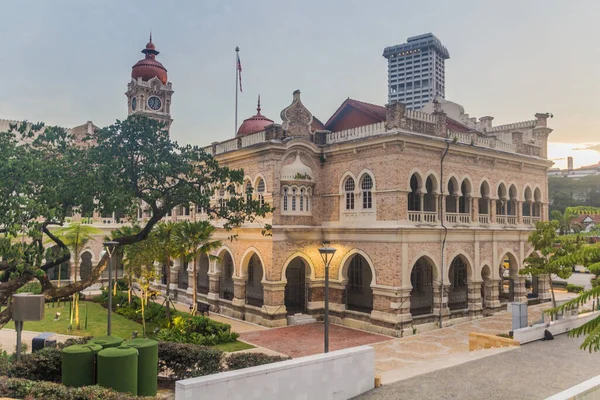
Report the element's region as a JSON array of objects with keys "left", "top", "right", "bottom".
[{"left": 235, "top": 46, "right": 239, "bottom": 135}]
